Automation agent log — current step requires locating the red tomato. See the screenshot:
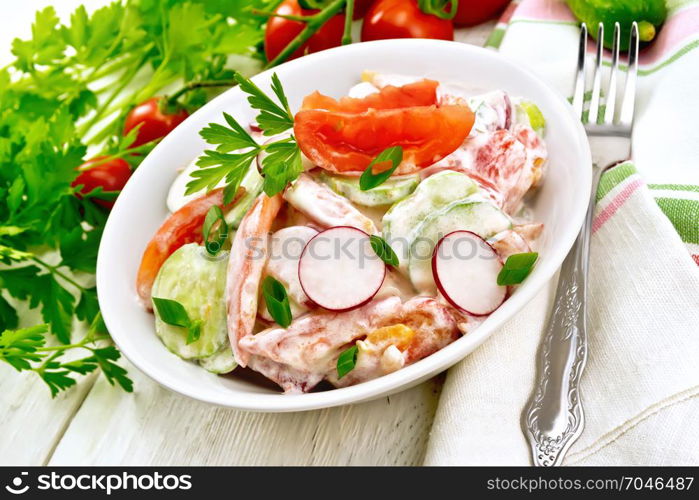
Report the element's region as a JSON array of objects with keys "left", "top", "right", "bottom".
[
  {"left": 453, "top": 0, "right": 510, "bottom": 26},
  {"left": 353, "top": 0, "right": 375, "bottom": 19},
  {"left": 301, "top": 79, "right": 439, "bottom": 112},
  {"left": 295, "top": 82, "right": 474, "bottom": 174},
  {"left": 265, "top": 0, "right": 346, "bottom": 62},
  {"left": 123, "top": 97, "right": 189, "bottom": 148},
  {"left": 135, "top": 187, "right": 244, "bottom": 307},
  {"left": 361, "top": 0, "right": 454, "bottom": 42},
  {"left": 71, "top": 156, "right": 132, "bottom": 210}
]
